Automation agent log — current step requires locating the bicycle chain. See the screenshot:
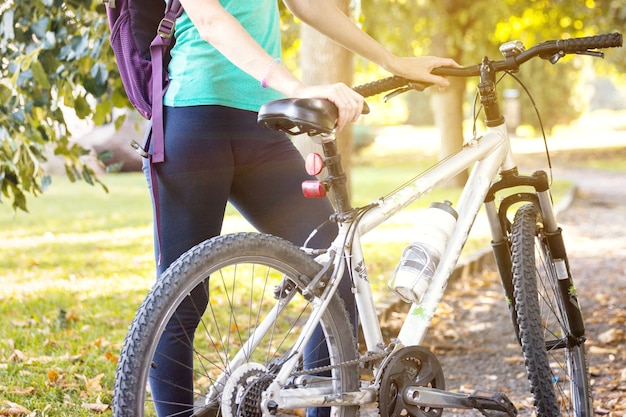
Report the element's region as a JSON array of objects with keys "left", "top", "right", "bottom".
[{"left": 291, "top": 351, "right": 388, "bottom": 377}]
